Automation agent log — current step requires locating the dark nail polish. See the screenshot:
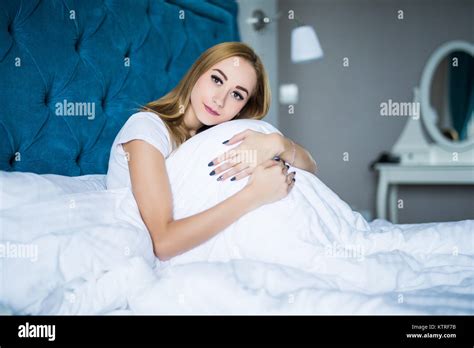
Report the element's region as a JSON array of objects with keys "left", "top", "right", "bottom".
[
  {"left": 231, "top": 177, "right": 236, "bottom": 181},
  {"left": 292, "top": 178, "right": 296, "bottom": 182},
  {"left": 208, "top": 161, "right": 214, "bottom": 166},
  {"left": 273, "top": 156, "right": 280, "bottom": 161},
  {"left": 285, "top": 164, "right": 289, "bottom": 169},
  {"left": 209, "top": 170, "right": 215, "bottom": 176},
  {"left": 217, "top": 175, "right": 223, "bottom": 181},
  {"left": 222, "top": 140, "right": 229, "bottom": 144}
]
